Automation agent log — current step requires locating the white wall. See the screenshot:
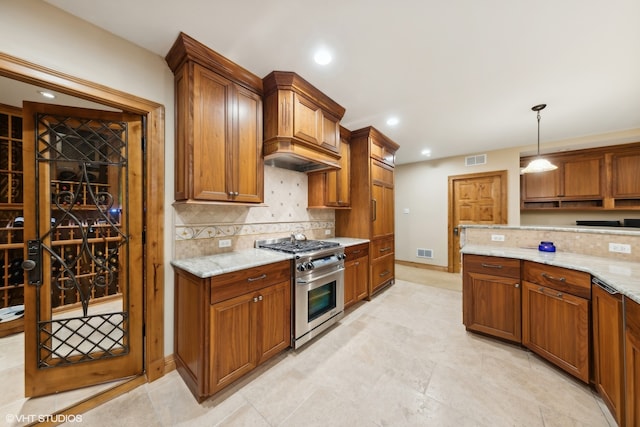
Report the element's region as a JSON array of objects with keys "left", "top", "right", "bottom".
[
  {"left": 1, "top": 0, "right": 177, "bottom": 356},
  {"left": 395, "top": 147, "right": 522, "bottom": 267}
]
